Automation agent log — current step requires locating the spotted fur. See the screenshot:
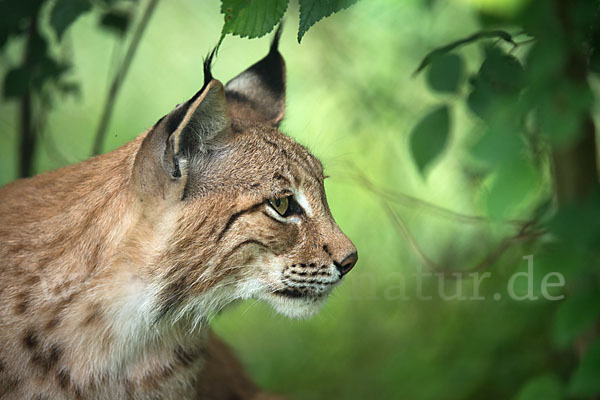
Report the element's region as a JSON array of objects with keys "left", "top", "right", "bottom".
[{"left": 0, "top": 29, "right": 357, "bottom": 399}]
